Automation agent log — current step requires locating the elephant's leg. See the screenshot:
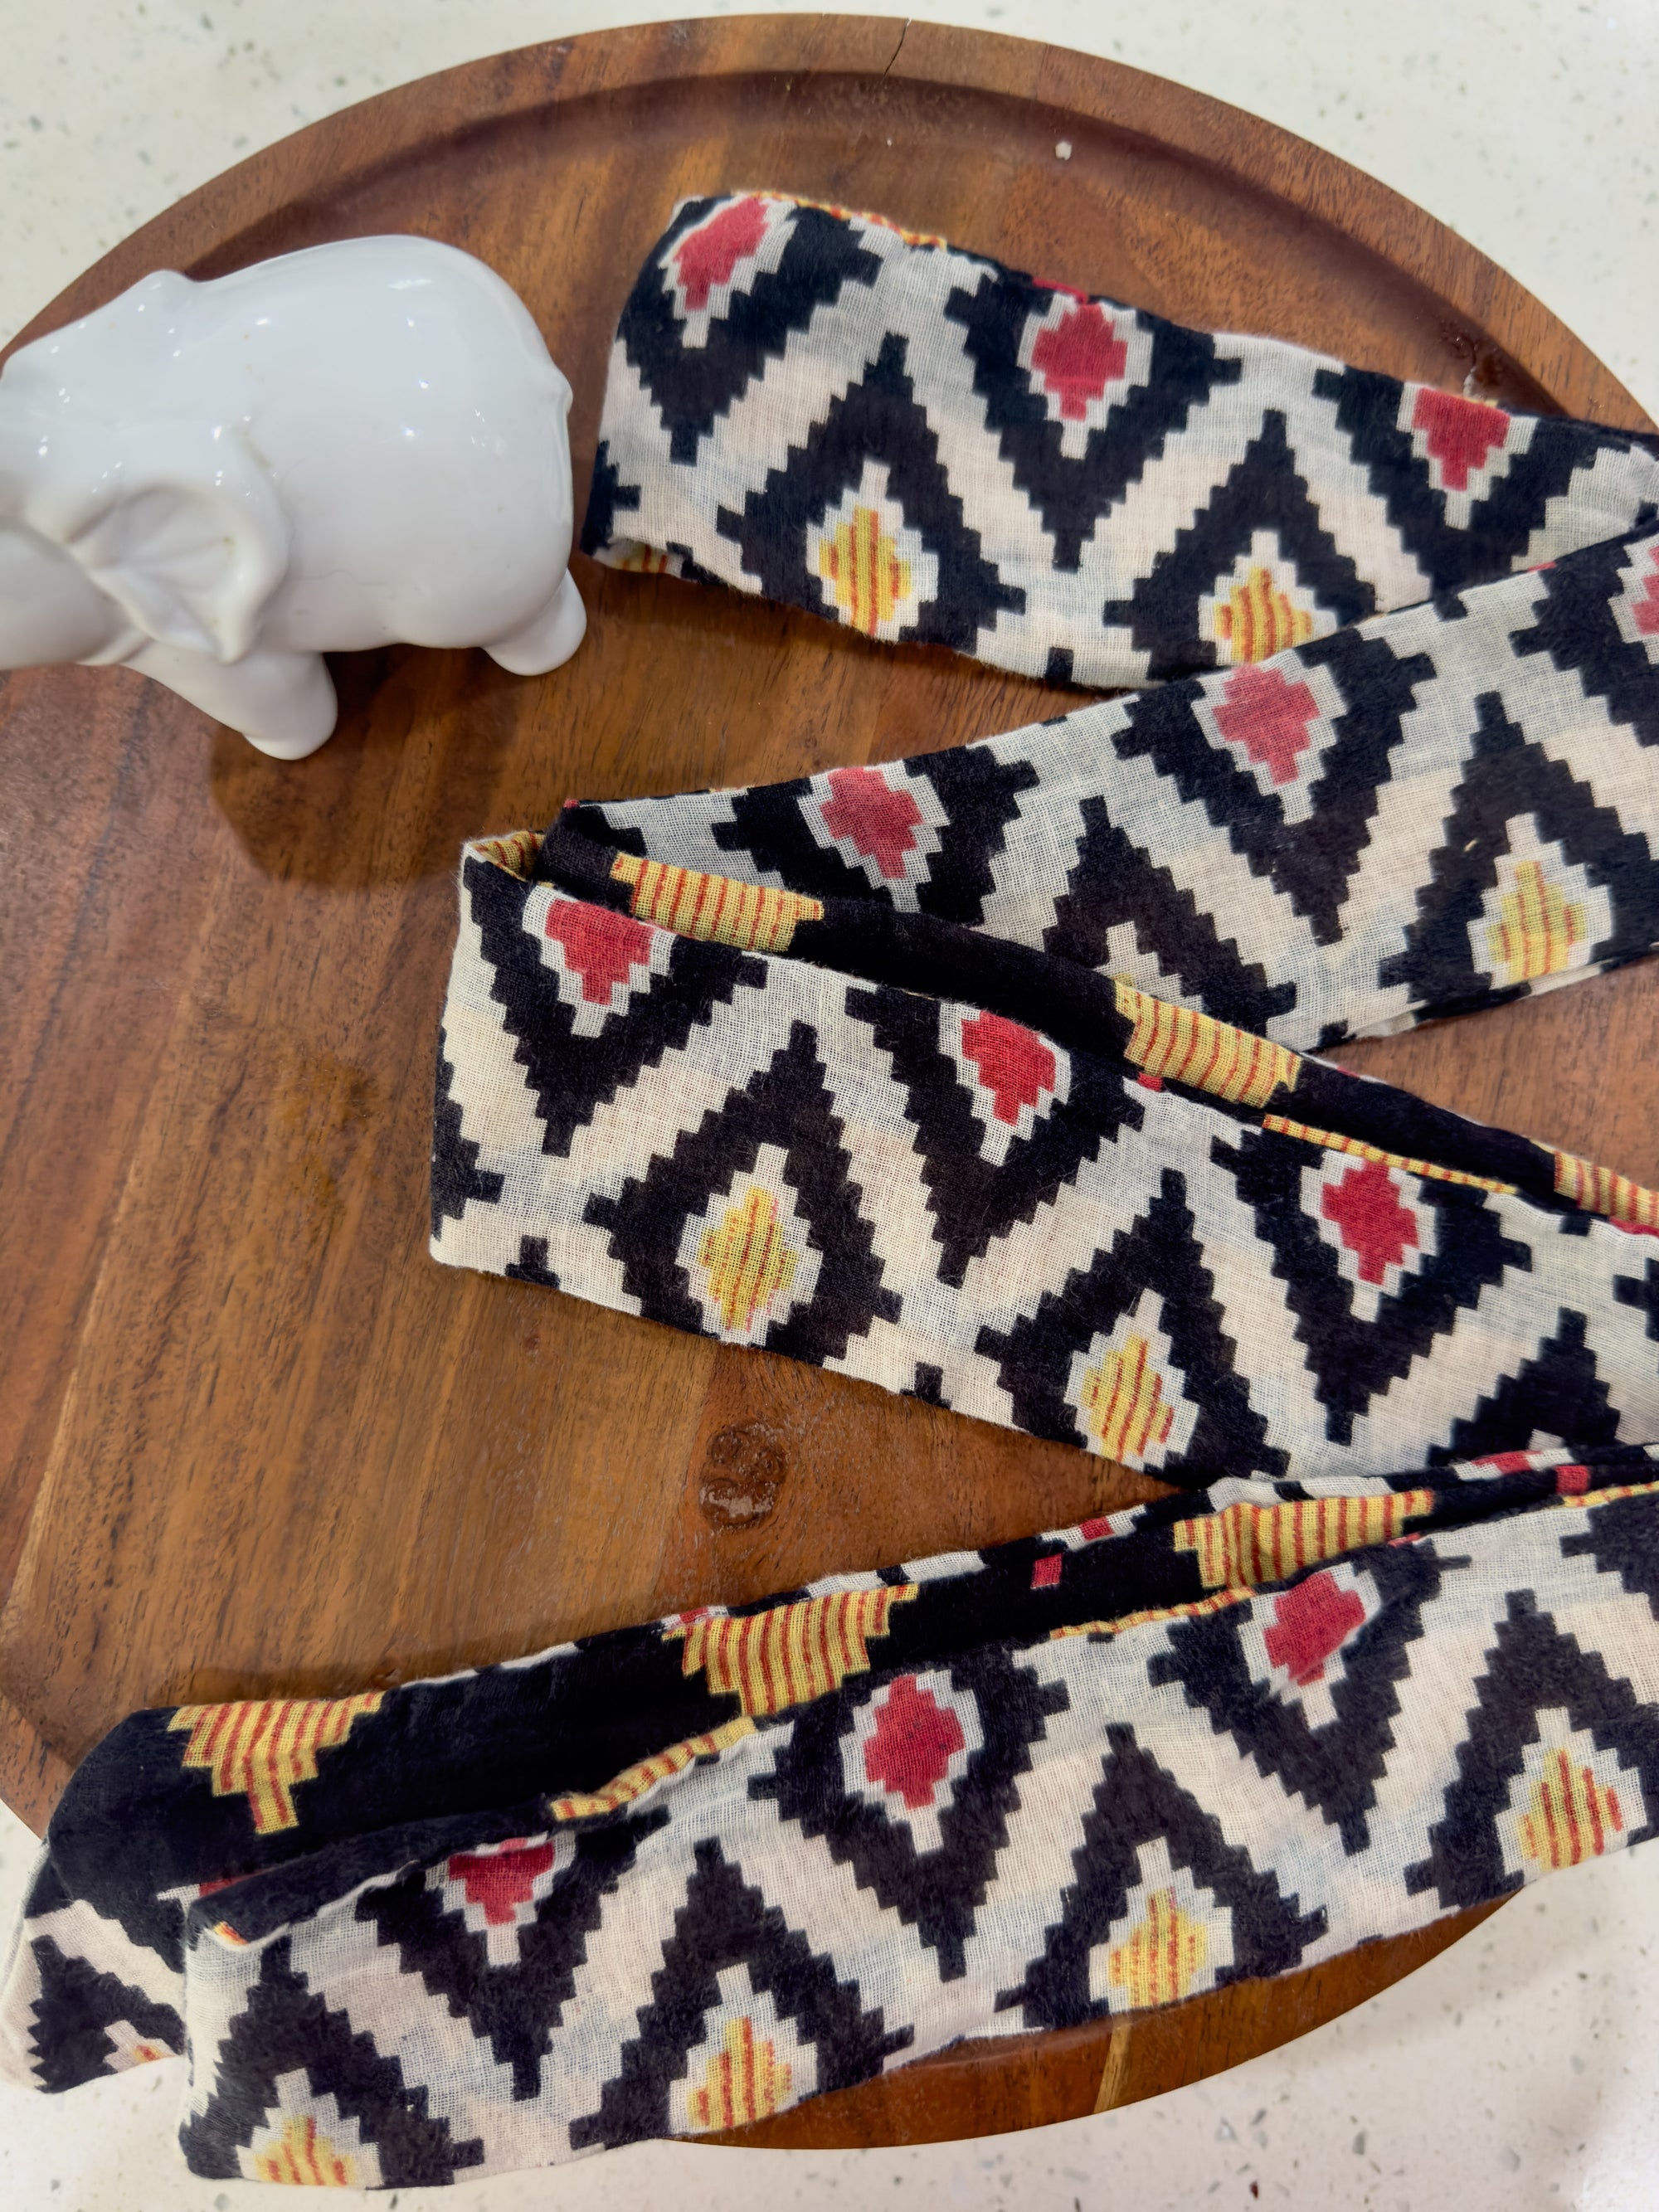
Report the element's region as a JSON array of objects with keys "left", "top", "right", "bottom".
[
  {"left": 126, "top": 640, "right": 339, "bottom": 758},
  {"left": 484, "top": 570, "right": 586, "bottom": 676}
]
